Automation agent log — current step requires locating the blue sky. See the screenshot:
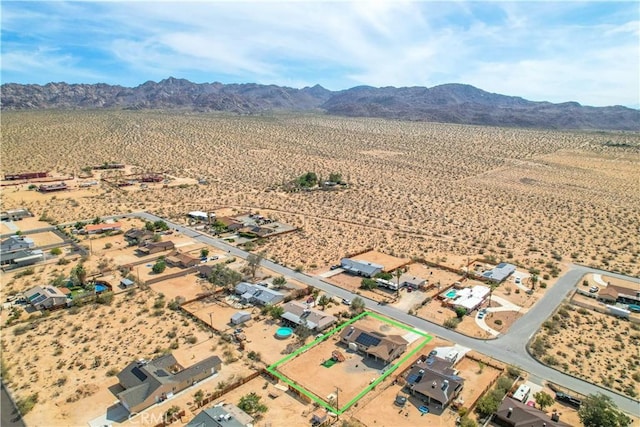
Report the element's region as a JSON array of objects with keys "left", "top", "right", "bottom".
[{"left": 2, "top": 1, "right": 639, "bottom": 107}]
